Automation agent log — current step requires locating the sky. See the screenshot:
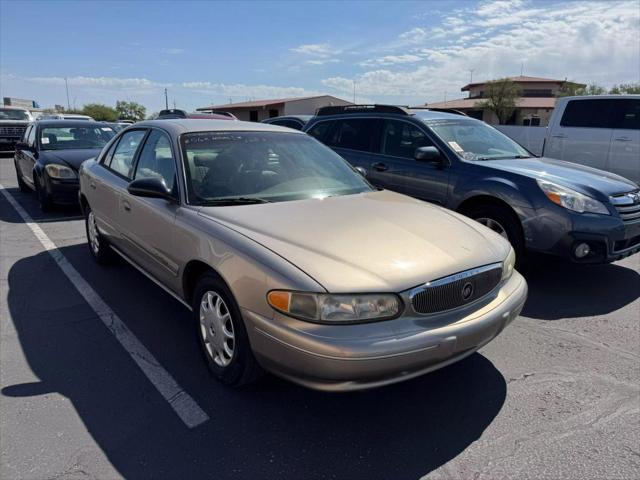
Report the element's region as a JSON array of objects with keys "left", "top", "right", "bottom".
[{"left": 1, "top": 0, "right": 639, "bottom": 113}]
